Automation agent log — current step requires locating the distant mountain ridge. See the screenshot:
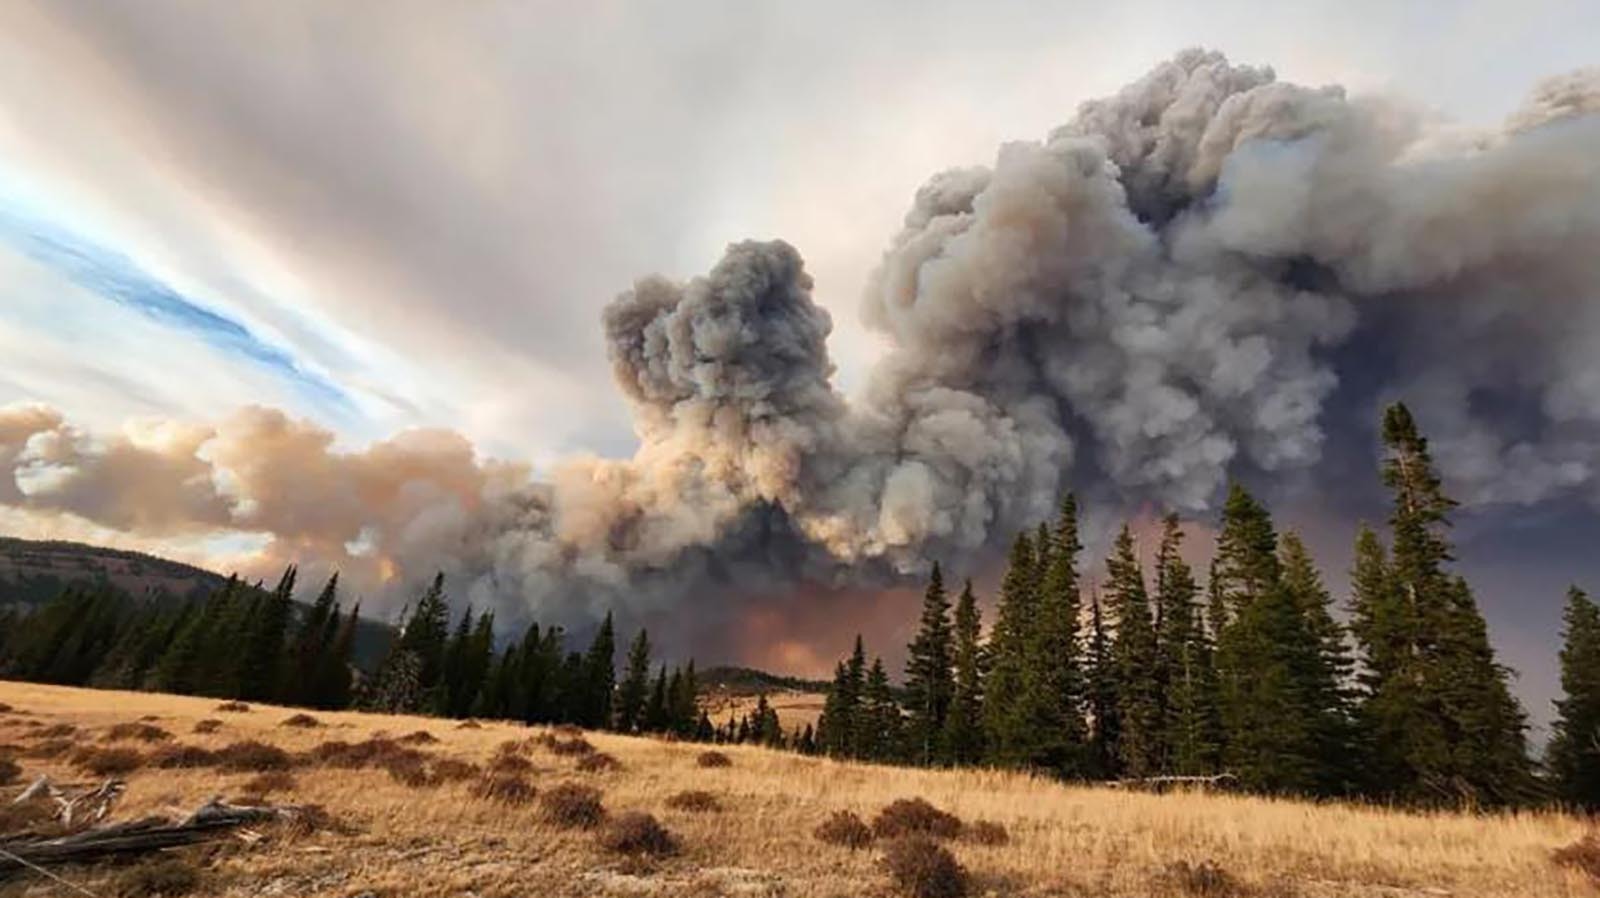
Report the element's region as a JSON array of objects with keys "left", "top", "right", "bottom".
[
  {"left": 698, "top": 665, "right": 830, "bottom": 696},
  {"left": 0, "top": 535, "right": 394, "bottom": 668}
]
